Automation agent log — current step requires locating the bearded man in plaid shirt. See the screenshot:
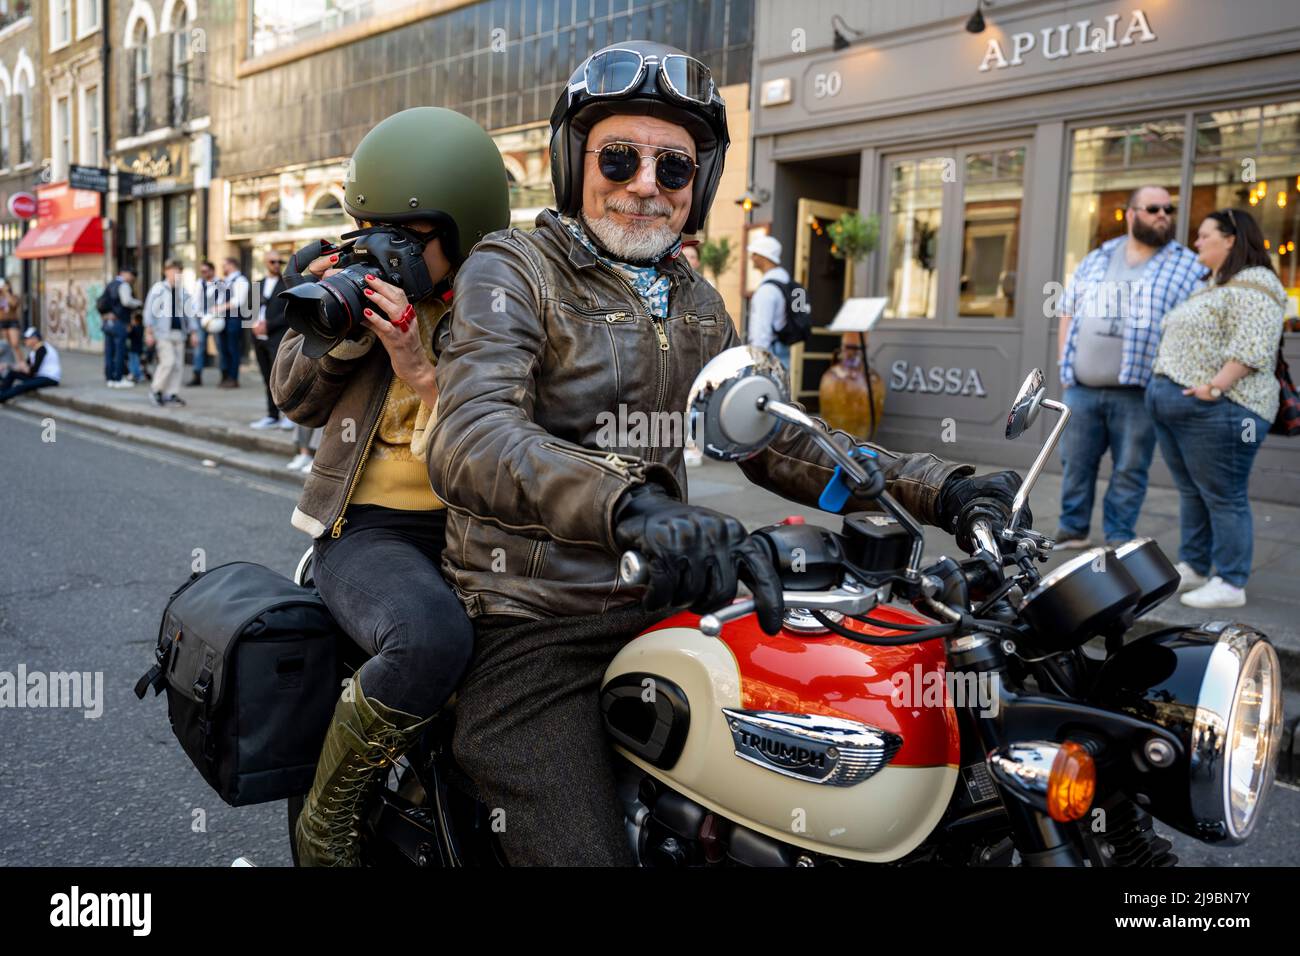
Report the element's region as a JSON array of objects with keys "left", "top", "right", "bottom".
[{"left": 1055, "top": 185, "right": 1206, "bottom": 549}]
